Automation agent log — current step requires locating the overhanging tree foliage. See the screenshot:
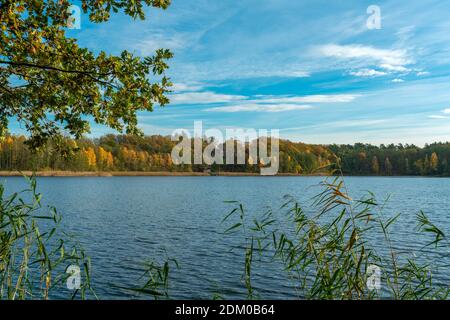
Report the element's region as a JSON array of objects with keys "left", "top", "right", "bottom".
[{"left": 0, "top": 0, "right": 173, "bottom": 151}]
